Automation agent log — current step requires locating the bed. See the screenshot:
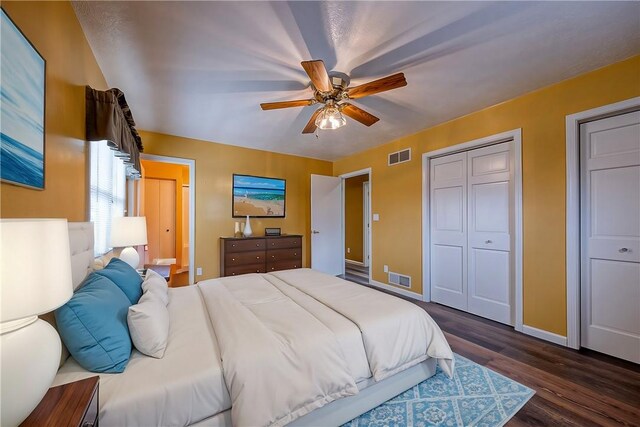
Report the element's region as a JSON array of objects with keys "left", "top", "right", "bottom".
[{"left": 53, "top": 223, "right": 454, "bottom": 426}]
